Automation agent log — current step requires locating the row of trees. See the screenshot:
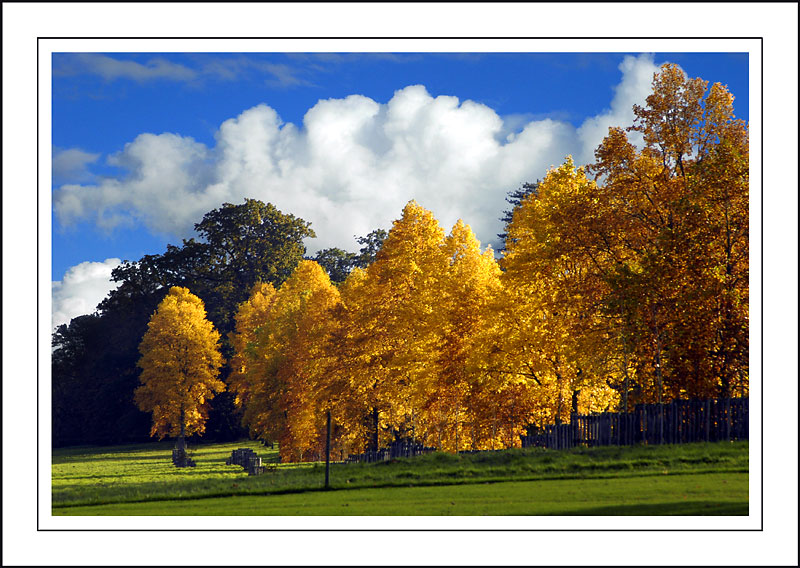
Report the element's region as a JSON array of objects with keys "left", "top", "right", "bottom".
[
  {"left": 497, "top": 64, "right": 748, "bottom": 415},
  {"left": 228, "top": 64, "right": 748, "bottom": 460},
  {"left": 56, "top": 64, "right": 749, "bottom": 459},
  {"left": 227, "top": 205, "right": 512, "bottom": 459}
]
